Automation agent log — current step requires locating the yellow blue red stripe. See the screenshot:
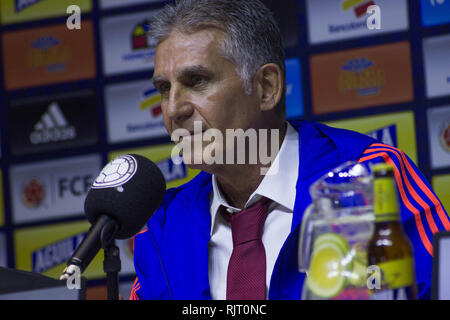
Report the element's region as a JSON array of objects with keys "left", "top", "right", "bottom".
[{"left": 359, "top": 143, "right": 450, "bottom": 256}]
